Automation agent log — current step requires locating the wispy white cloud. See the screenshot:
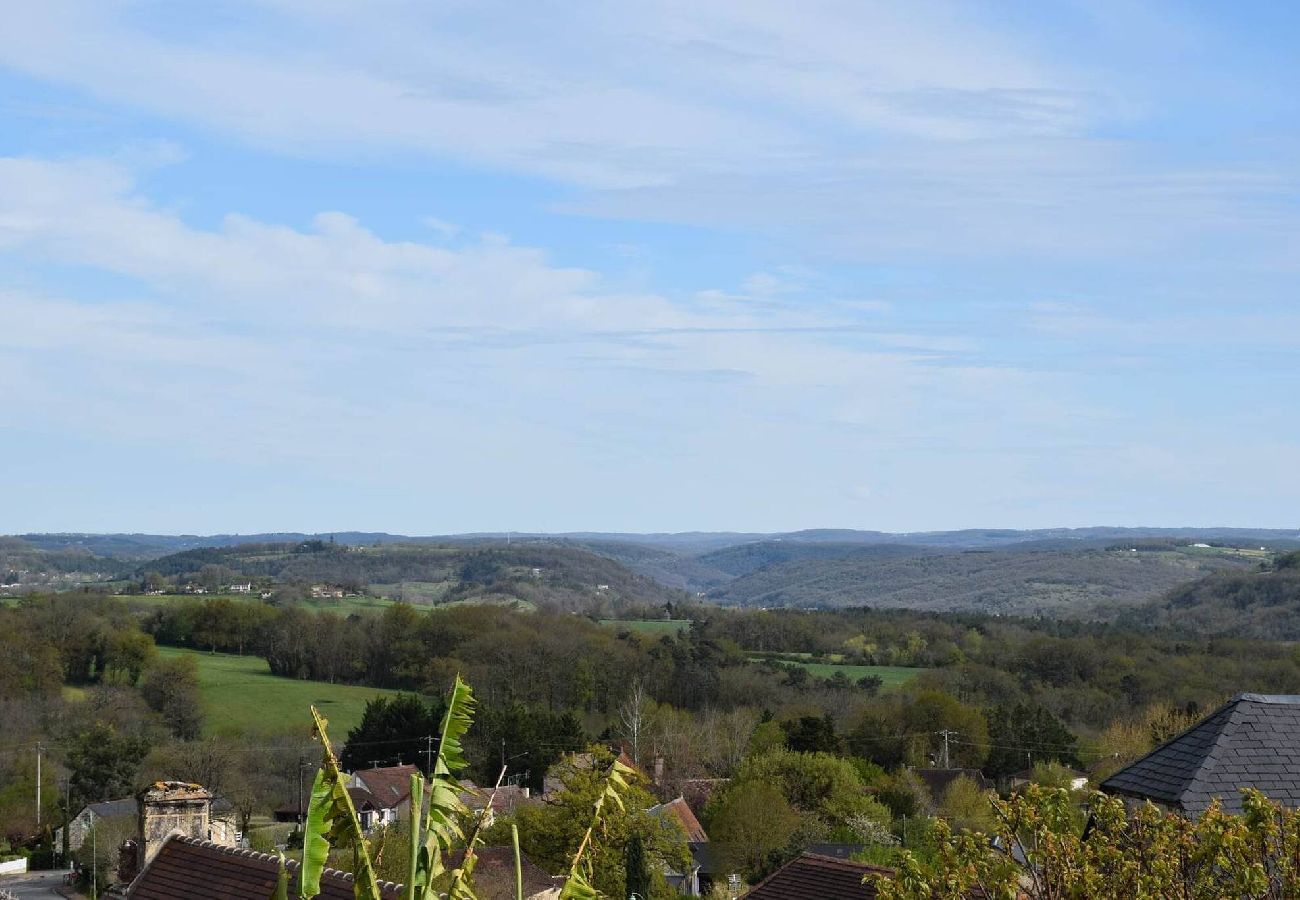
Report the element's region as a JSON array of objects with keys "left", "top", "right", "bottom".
[{"left": 0, "top": 155, "right": 1066, "bottom": 486}]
